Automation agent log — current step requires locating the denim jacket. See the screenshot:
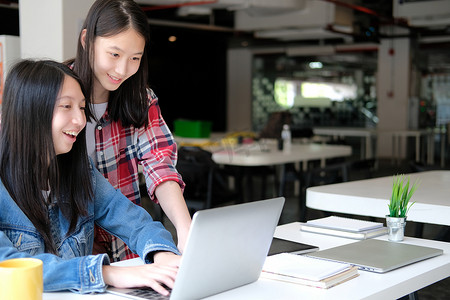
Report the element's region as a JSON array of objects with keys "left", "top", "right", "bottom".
[{"left": 0, "top": 162, "right": 180, "bottom": 293}]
